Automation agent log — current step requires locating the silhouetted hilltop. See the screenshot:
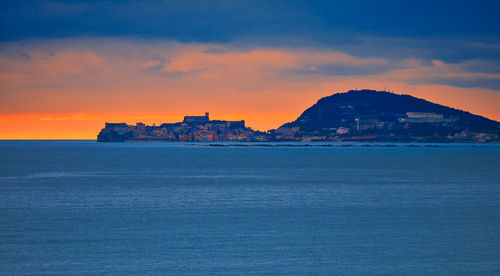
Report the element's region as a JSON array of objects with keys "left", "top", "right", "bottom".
[{"left": 276, "top": 89, "right": 500, "bottom": 142}]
